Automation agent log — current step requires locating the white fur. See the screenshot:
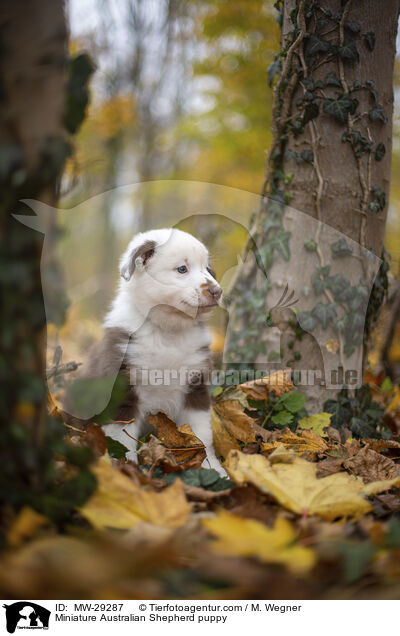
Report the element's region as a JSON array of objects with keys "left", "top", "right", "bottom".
[{"left": 102, "top": 228, "right": 225, "bottom": 474}]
